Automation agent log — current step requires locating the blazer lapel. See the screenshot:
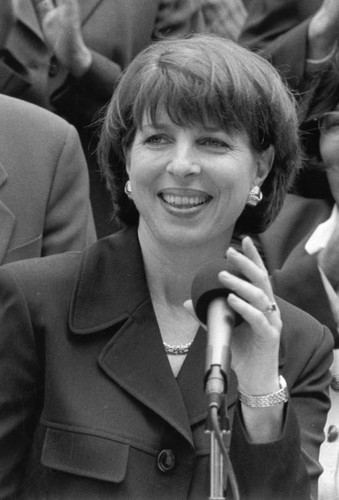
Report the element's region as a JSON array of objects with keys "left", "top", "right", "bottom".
[
  {"left": 98, "top": 297, "right": 194, "bottom": 446},
  {"left": 79, "top": 0, "right": 105, "bottom": 25},
  {"left": 14, "top": 0, "right": 44, "bottom": 40},
  {"left": 0, "top": 162, "right": 15, "bottom": 264}
]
